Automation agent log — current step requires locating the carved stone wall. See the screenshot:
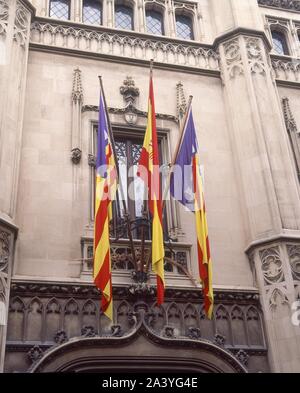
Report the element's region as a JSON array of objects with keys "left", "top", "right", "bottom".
[
  {"left": 249, "top": 241, "right": 300, "bottom": 372},
  {"left": 219, "top": 30, "right": 300, "bottom": 371},
  {"left": 5, "top": 281, "right": 269, "bottom": 373},
  {"left": 30, "top": 19, "right": 220, "bottom": 74}
]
